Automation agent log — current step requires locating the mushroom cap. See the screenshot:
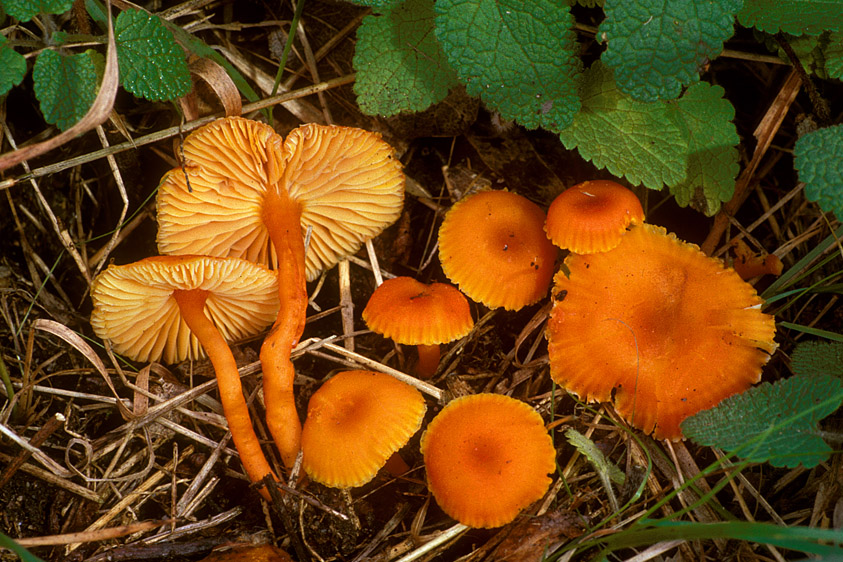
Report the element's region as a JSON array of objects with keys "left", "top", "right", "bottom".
[
  {"left": 301, "top": 370, "right": 427, "bottom": 488},
  {"left": 545, "top": 180, "right": 644, "bottom": 253},
  {"left": 420, "top": 393, "right": 556, "bottom": 528},
  {"left": 362, "top": 277, "right": 474, "bottom": 345},
  {"left": 438, "top": 190, "right": 557, "bottom": 310},
  {"left": 546, "top": 223, "right": 777, "bottom": 440},
  {"left": 91, "top": 255, "right": 279, "bottom": 364},
  {"left": 157, "top": 117, "right": 404, "bottom": 281}
]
